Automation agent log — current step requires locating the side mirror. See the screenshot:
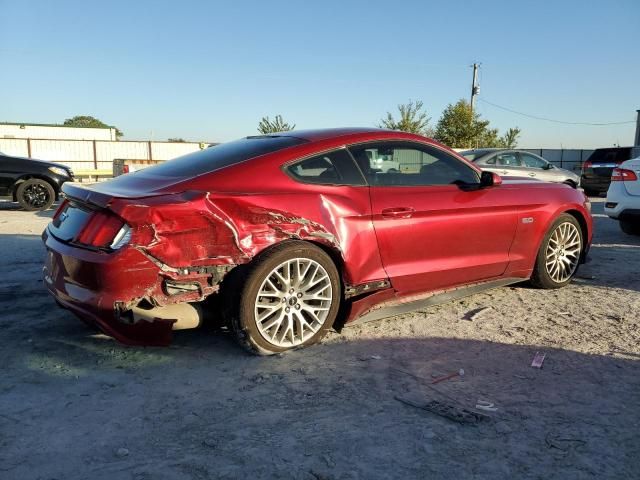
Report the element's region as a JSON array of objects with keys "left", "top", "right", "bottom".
[
  {"left": 480, "top": 171, "right": 502, "bottom": 187},
  {"left": 544, "top": 163, "right": 553, "bottom": 170}
]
